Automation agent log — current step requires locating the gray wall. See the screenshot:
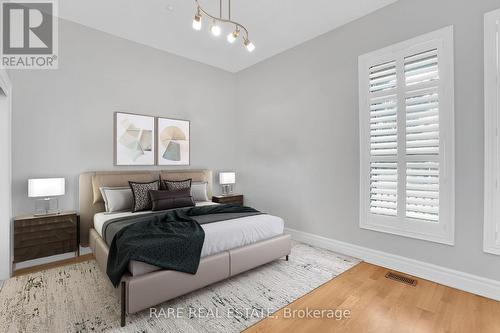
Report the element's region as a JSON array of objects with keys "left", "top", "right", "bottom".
[
  {"left": 10, "top": 19, "right": 237, "bottom": 216},
  {"left": 235, "top": 0, "right": 500, "bottom": 281},
  {"left": 9, "top": 0, "right": 500, "bottom": 281},
  {"left": 0, "top": 73, "right": 12, "bottom": 280}
]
